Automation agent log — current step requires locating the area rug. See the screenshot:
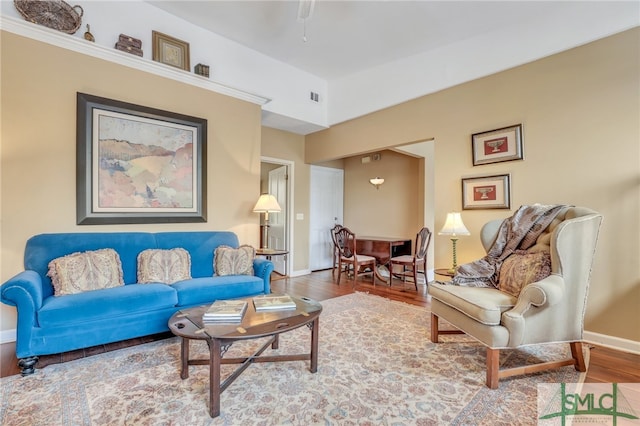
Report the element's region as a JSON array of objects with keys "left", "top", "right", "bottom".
[{"left": 0, "top": 292, "right": 586, "bottom": 425}]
